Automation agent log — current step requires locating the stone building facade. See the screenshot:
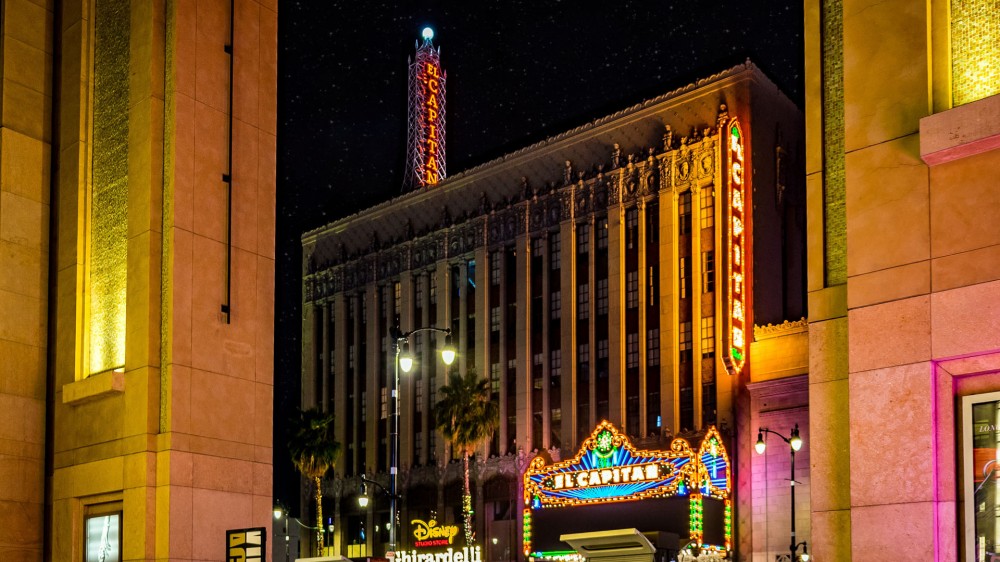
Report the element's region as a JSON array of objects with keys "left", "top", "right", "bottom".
[
  {"left": 301, "top": 62, "right": 808, "bottom": 560},
  {"left": 0, "top": 0, "right": 277, "bottom": 559},
  {"left": 805, "top": 1, "right": 1000, "bottom": 560}
]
